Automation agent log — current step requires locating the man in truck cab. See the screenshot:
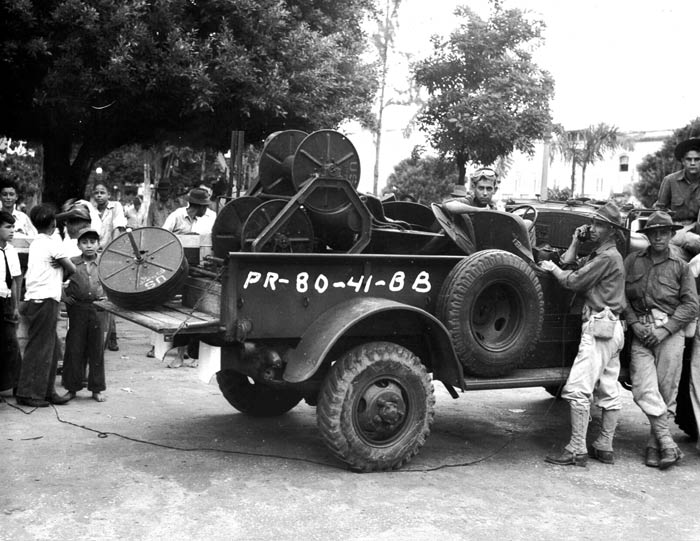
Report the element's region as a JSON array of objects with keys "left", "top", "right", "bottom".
[
  {"left": 539, "top": 202, "right": 627, "bottom": 467},
  {"left": 444, "top": 167, "right": 500, "bottom": 212}
]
